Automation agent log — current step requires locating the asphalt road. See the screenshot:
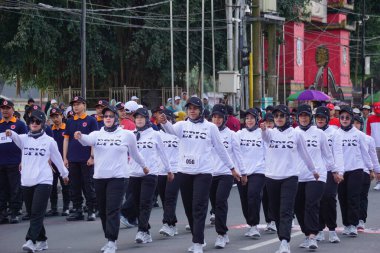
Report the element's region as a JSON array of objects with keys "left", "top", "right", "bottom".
[{"left": 1, "top": 183, "right": 380, "bottom": 253}]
